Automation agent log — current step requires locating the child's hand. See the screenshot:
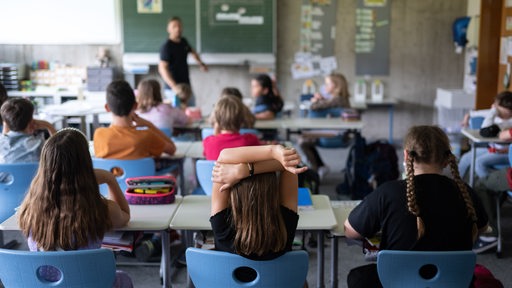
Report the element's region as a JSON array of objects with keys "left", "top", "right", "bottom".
[
  {"left": 131, "top": 113, "right": 151, "bottom": 128},
  {"left": 211, "top": 162, "right": 245, "bottom": 192},
  {"left": 272, "top": 145, "right": 308, "bottom": 174},
  {"left": 94, "top": 169, "right": 117, "bottom": 186},
  {"left": 499, "top": 128, "right": 512, "bottom": 140},
  {"left": 461, "top": 113, "right": 470, "bottom": 128},
  {"left": 311, "top": 92, "right": 323, "bottom": 103},
  {"left": 30, "top": 119, "right": 56, "bottom": 135}
]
